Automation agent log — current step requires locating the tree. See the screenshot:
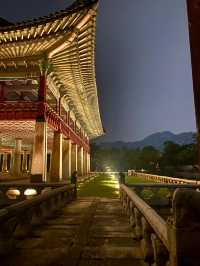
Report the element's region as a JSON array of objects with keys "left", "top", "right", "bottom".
[{"left": 139, "top": 146, "right": 160, "bottom": 172}]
